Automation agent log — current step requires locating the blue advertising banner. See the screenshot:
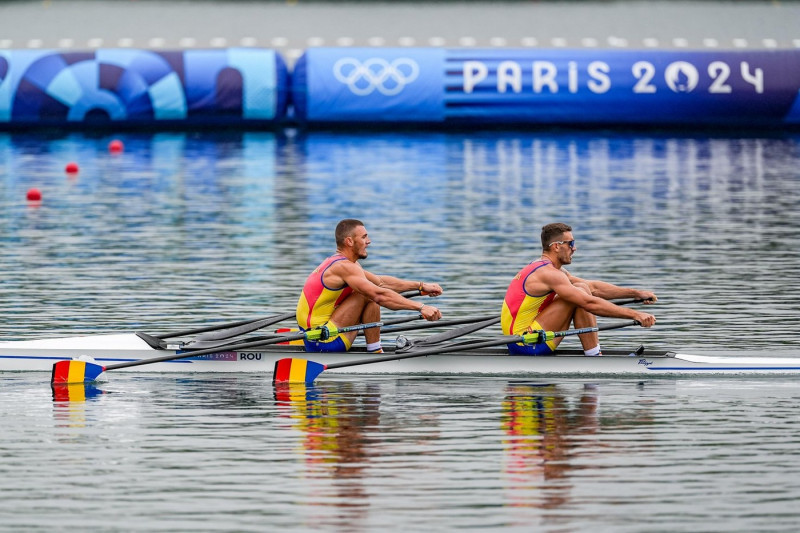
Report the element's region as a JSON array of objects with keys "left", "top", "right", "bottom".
[
  {"left": 444, "top": 49, "right": 800, "bottom": 126},
  {"left": 295, "top": 48, "right": 800, "bottom": 127},
  {"left": 0, "top": 48, "right": 287, "bottom": 126}
]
